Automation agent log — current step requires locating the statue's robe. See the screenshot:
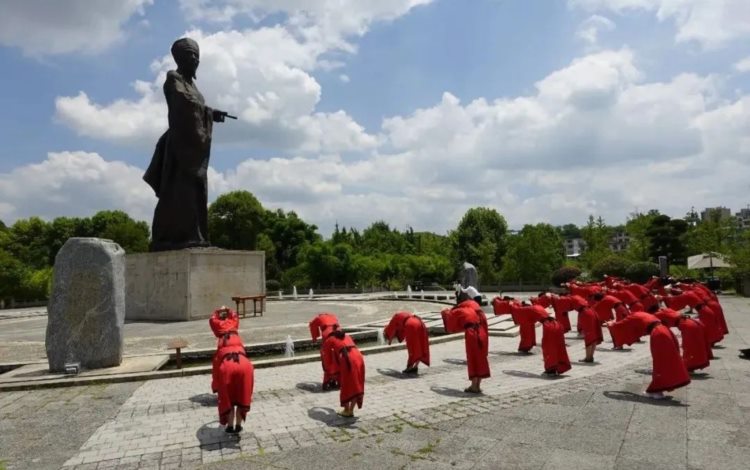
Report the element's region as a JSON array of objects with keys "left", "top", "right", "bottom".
[{"left": 144, "top": 70, "right": 214, "bottom": 251}]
